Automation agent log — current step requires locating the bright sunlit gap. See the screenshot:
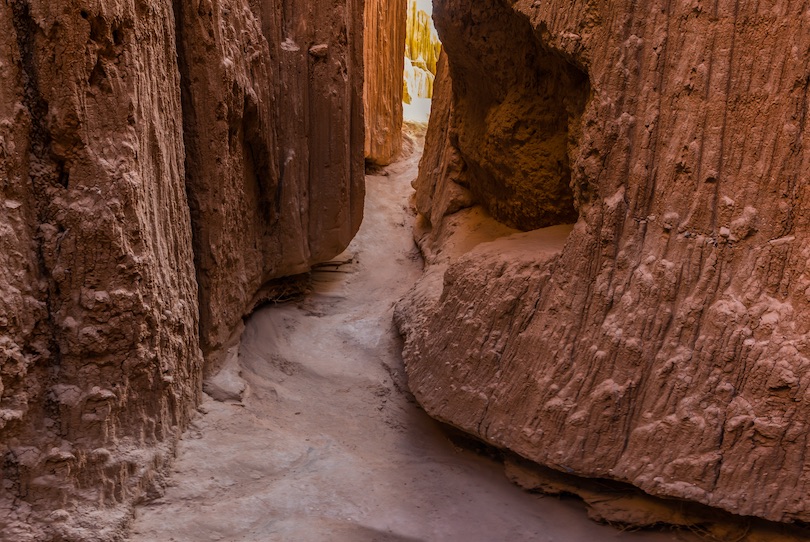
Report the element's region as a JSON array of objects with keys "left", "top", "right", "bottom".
[{"left": 403, "top": 0, "right": 441, "bottom": 124}]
